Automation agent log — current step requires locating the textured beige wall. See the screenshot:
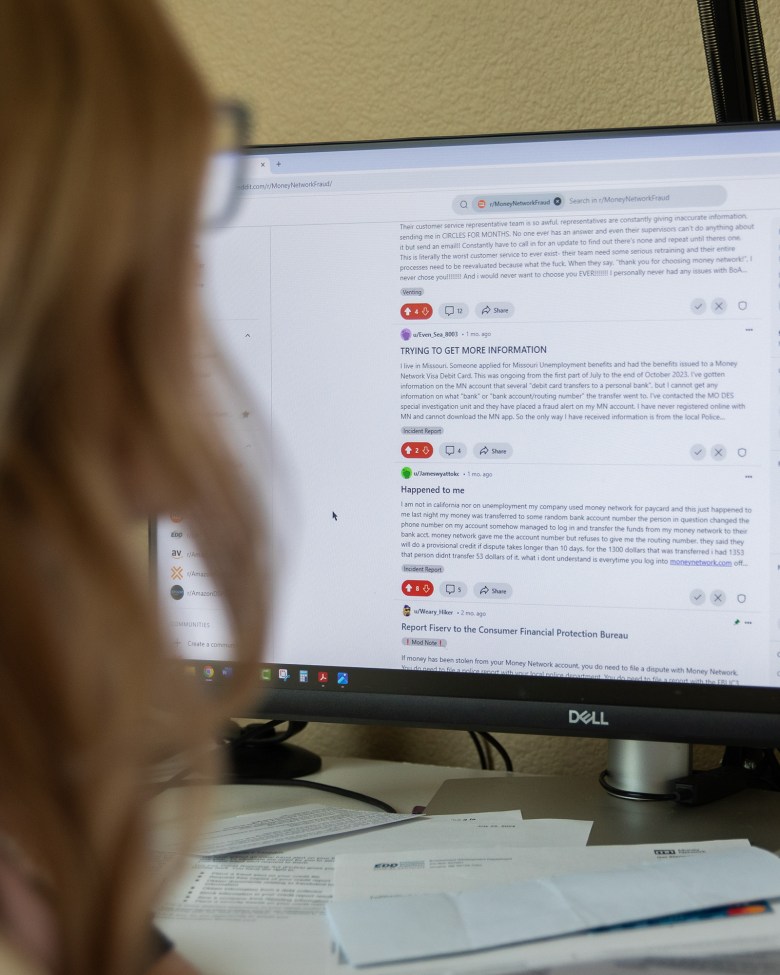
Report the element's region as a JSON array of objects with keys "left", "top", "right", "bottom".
[
  {"left": 153, "top": 0, "right": 777, "bottom": 774},
  {"left": 163, "top": 0, "right": 713, "bottom": 143}
]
